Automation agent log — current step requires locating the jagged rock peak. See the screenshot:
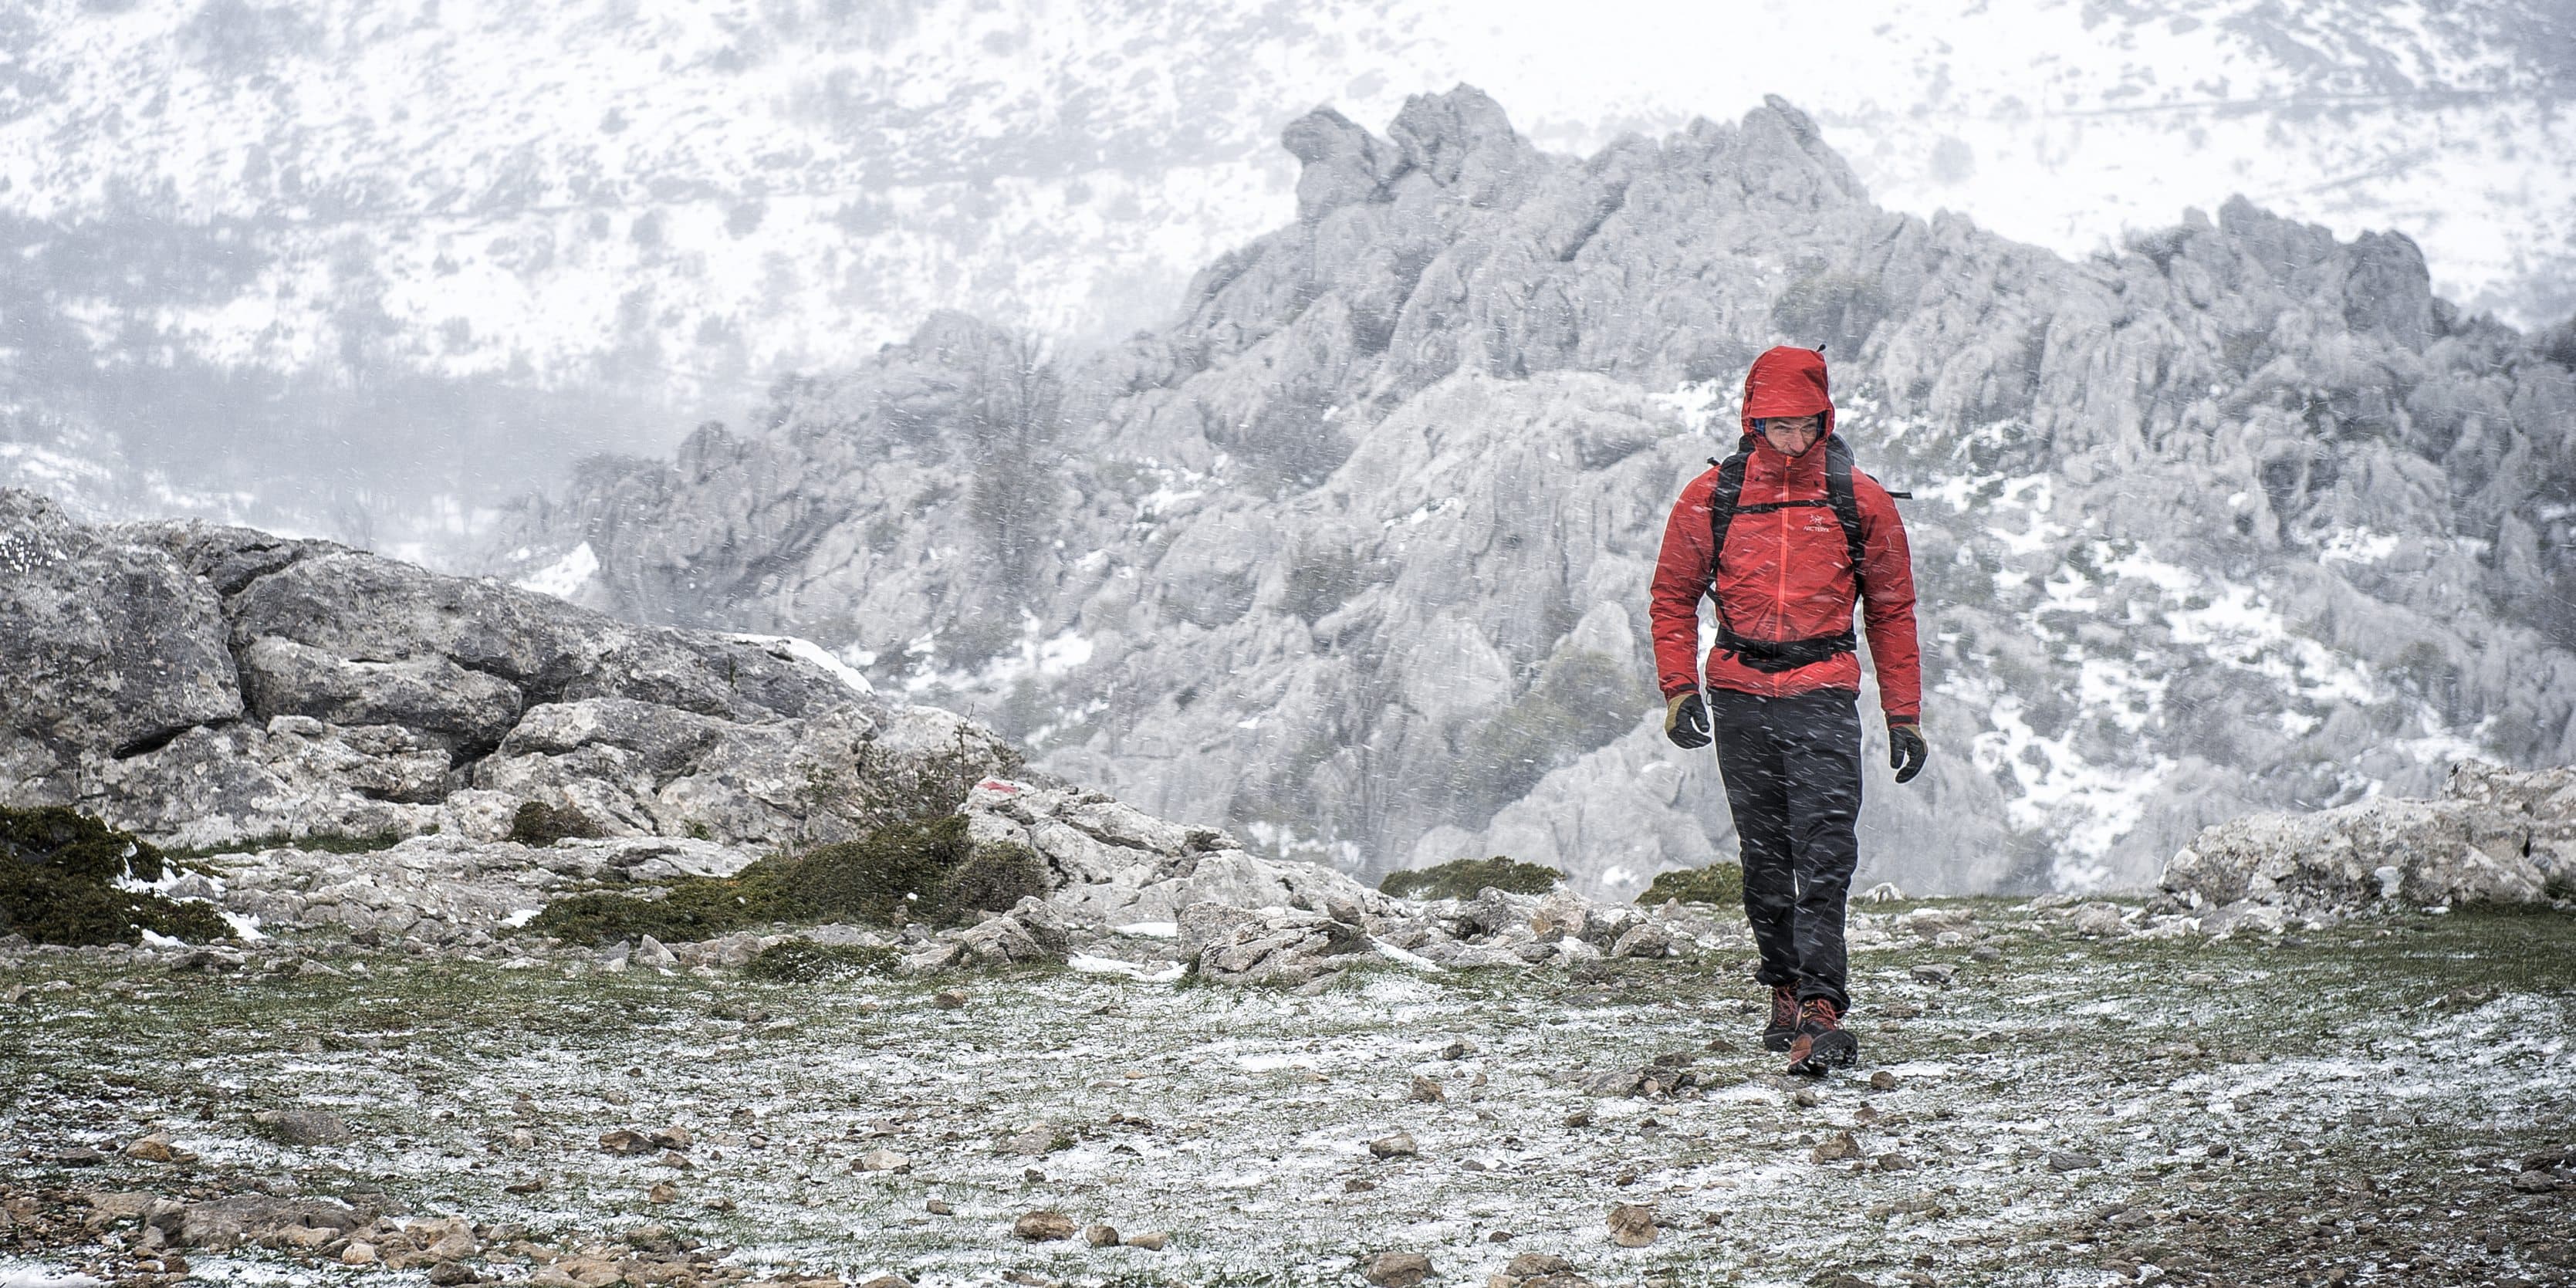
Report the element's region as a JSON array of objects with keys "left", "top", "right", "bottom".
[{"left": 1281, "top": 106, "right": 1402, "bottom": 222}]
